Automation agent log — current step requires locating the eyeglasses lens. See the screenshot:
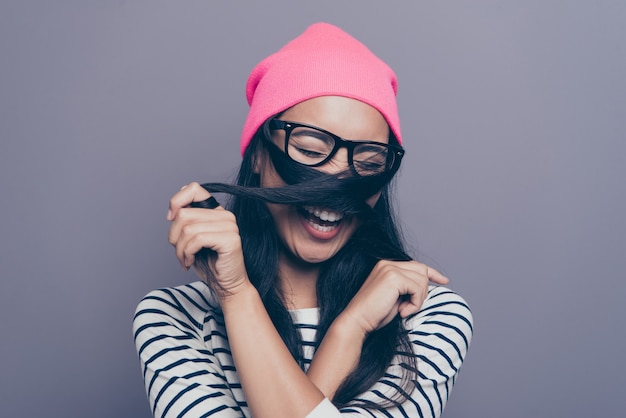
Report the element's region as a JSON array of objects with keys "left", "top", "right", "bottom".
[
  {"left": 353, "top": 145, "right": 390, "bottom": 175},
  {"left": 287, "top": 126, "right": 334, "bottom": 165}
]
